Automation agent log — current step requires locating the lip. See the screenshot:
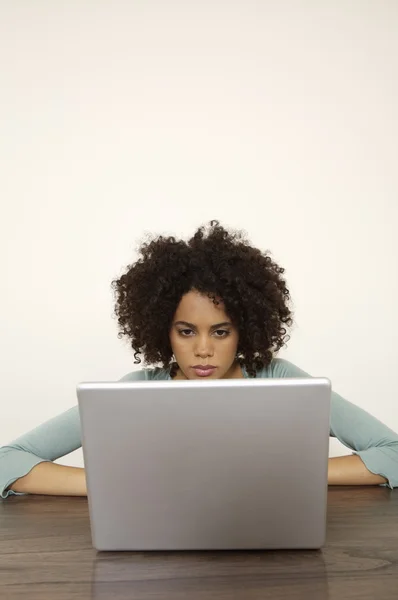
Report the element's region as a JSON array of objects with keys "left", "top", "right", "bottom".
[{"left": 192, "top": 365, "right": 217, "bottom": 377}]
